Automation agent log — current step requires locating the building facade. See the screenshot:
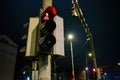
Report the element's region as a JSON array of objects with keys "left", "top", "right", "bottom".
[{"left": 0, "top": 35, "right": 17, "bottom": 80}]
